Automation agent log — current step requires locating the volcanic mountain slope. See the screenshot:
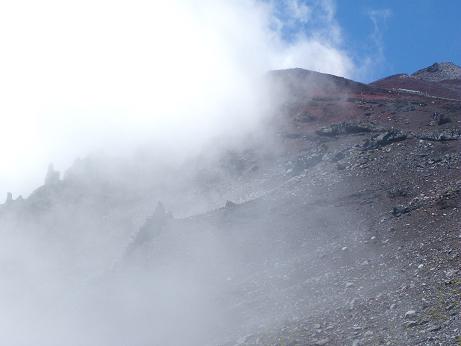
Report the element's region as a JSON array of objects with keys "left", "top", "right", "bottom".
[
  {"left": 371, "top": 62, "right": 461, "bottom": 100},
  {"left": 268, "top": 68, "right": 373, "bottom": 100},
  {"left": 117, "top": 64, "right": 460, "bottom": 345},
  {"left": 0, "top": 63, "right": 460, "bottom": 345}
]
